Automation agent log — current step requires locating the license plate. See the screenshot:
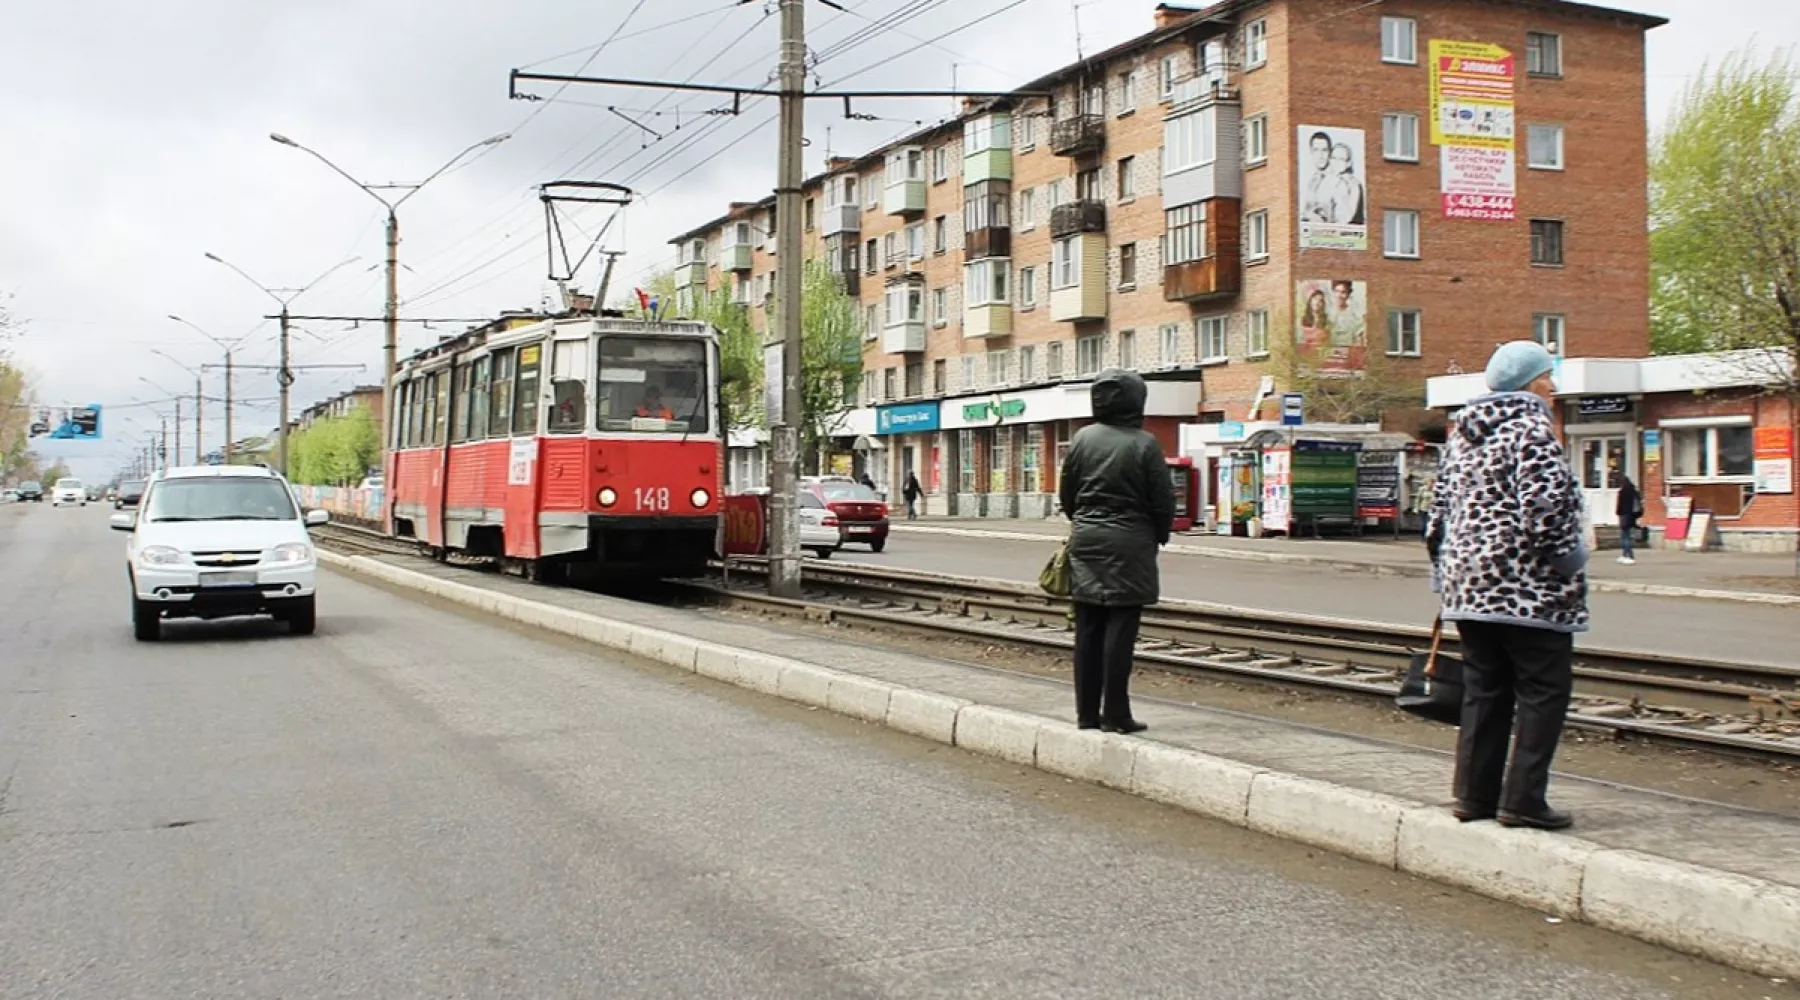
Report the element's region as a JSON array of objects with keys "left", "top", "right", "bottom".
[
  {"left": 199, "top": 571, "right": 257, "bottom": 587},
  {"left": 846, "top": 526, "right": 872, "bottom": 534}
]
